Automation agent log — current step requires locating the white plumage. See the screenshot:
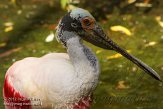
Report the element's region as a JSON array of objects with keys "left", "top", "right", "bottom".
[{"left": 5, "top": 37, "right": 99, "bottom": 109}]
